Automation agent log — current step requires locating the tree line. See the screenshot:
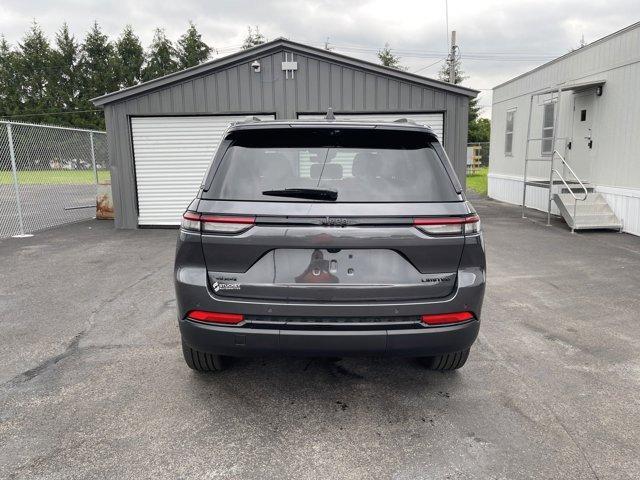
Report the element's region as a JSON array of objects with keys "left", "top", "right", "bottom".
[
  {"left": 377, "top": 43, "right": 490, "bottom": 142},
  {"left": 0, "top": 22, "right": 487, "bottom": 141},
  {"left": 0, "top": 22, "right": 266, "bottom": 129}
]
